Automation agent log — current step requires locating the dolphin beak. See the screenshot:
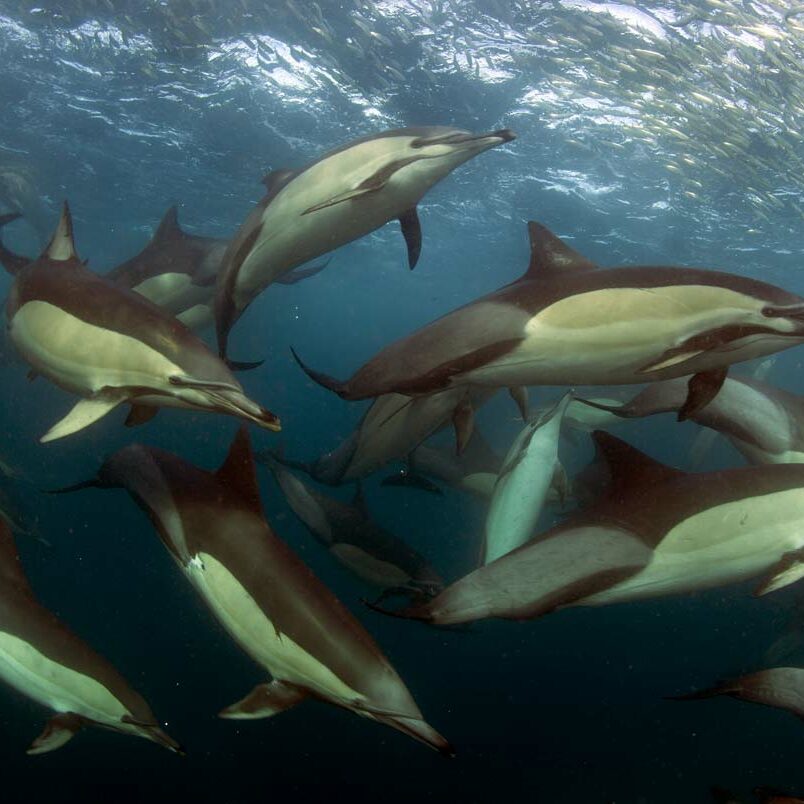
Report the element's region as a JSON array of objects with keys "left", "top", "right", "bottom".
[
  {"left": 461, "top": 129, "right": 517, "bottom": 148},
  {"left": 764, "top": 302, "right": 804, "bottom": 322}
]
